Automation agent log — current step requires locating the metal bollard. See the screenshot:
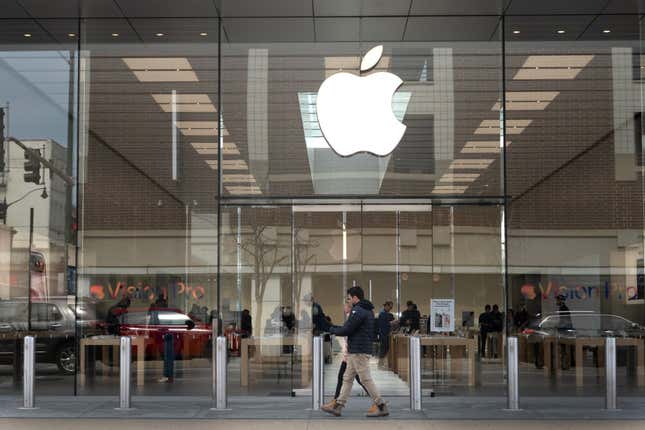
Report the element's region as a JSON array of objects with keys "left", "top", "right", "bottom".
[
  {"left": 507, "top": 337, "right": 519, "bottom": 410},
  {"left": 409, "top": 336, "right": 422, "bottom": 410},
  {"left": 213, "top": 336, "right": 228, "bottom": 410},
  {"left": 117, "top": 336, "right": 132, "bottom": 410},
  {"left": 605, "top": 337, "right": 617, "bottom": 410},
  {"left": 312, "top": 336, "right": 323, "bottom": 410},
  {"left": 22, "top": 336, "right": 36, "bottom": 409}
]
